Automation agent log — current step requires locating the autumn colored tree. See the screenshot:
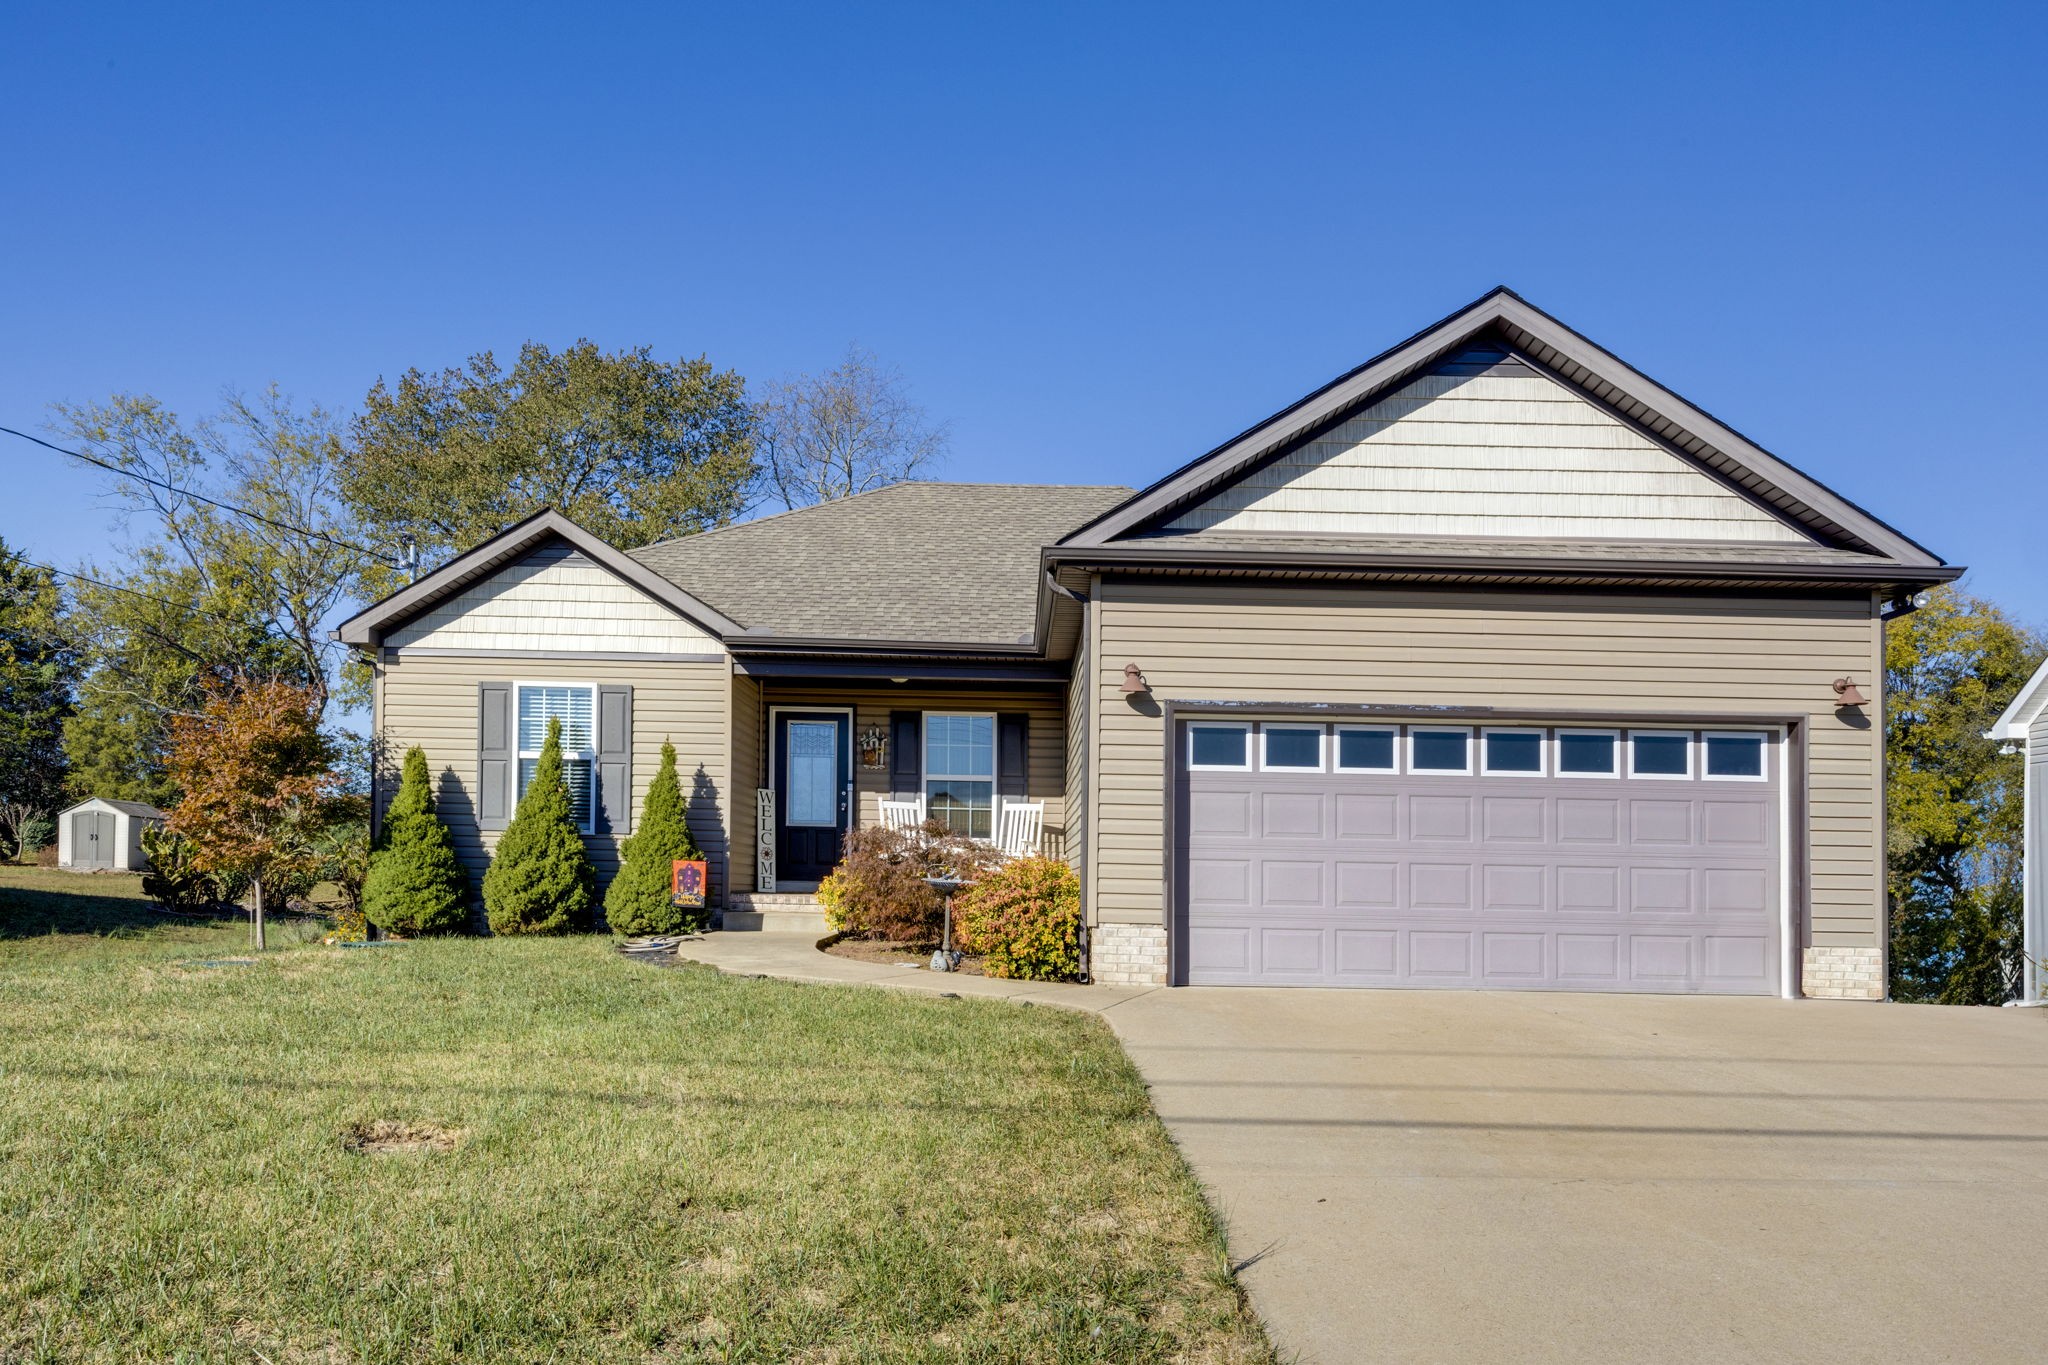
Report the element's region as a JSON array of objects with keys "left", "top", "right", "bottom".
[{"left": 163, "top": 679, "right": 340, "bottom": 950}]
